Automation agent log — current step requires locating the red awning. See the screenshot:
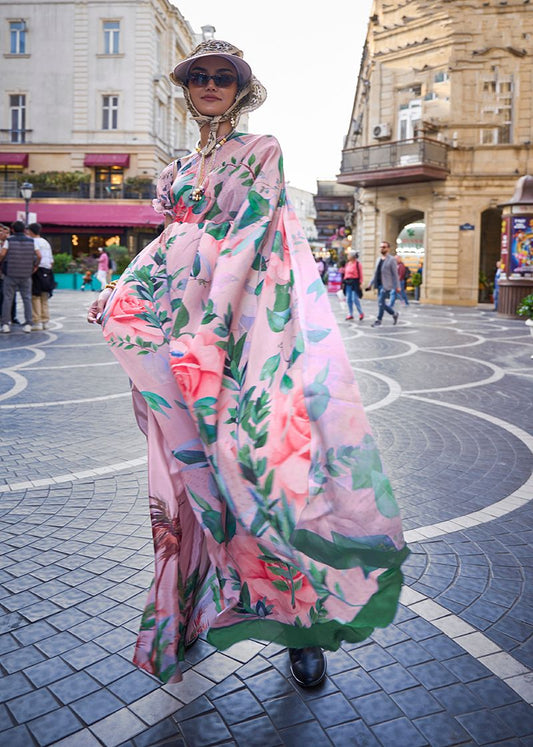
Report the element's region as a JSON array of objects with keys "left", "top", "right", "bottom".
[
  {"left": 84, "top": 154, "right": 130, "bottom": 167},
  {"left": 0, "top": 202, "right": 162, "bottom": 228},
  {"left": 0, "top": 153, "right": 28, "bottom": 166}
]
